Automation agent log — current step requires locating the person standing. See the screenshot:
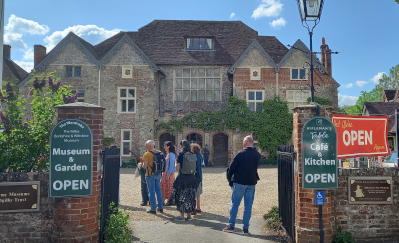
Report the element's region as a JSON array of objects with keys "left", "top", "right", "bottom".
[
  {"left": 223, "top": 136, "right": 261, "bottom": 235},
  {"left": 191, "top": 143, "right": 203, "bottom": 215},
  {"left": 161, "top": 141, "right": 176, "bottom": 204},
  {"left": 142, "top": 140, "right": 164, "bottom": 214},
  {"left": 203, "top": 144, "right": 210, "bottom": 167},
  {"left": 140, "top": 165, "right": 149, "bottom": 206}
]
